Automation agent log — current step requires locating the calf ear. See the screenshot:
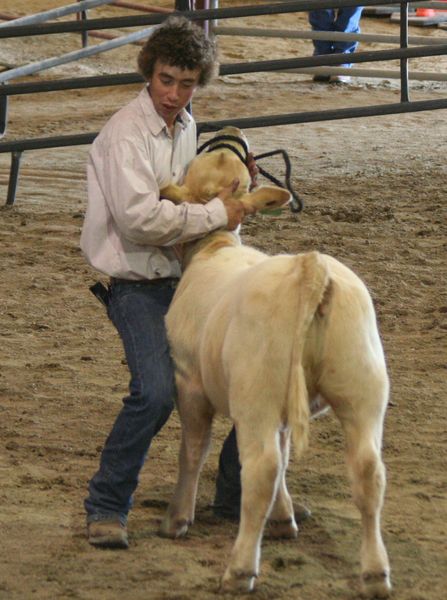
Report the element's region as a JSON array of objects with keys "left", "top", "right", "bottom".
[{"left": 240, "top": 186, "right": 291, "bottom": 213}]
